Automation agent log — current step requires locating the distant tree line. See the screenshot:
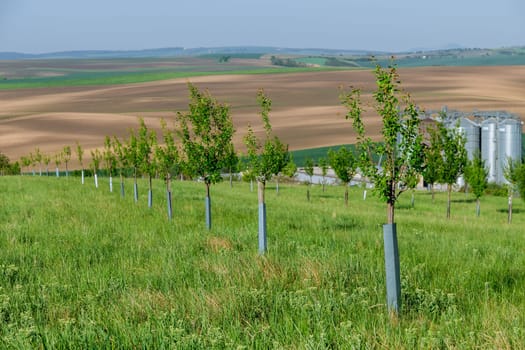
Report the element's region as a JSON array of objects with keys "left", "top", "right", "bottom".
[
  {"left": 270, "top": 56, "right": 307, "bottom": 68},
  {"left": 0, "top": 152, "right": 20, "bottom": 175}
]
